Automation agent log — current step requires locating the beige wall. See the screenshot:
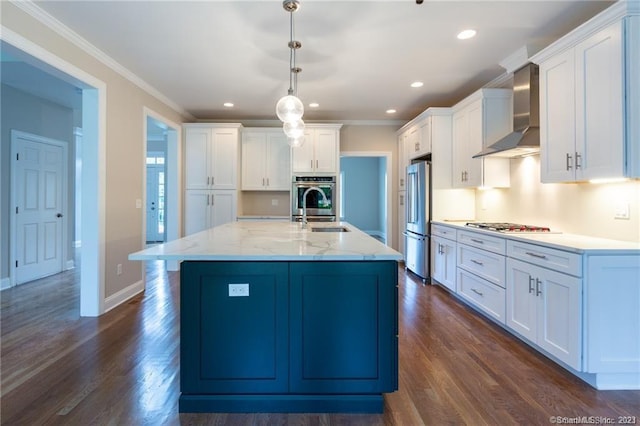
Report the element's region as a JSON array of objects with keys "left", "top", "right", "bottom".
[
  {"left": 2, "top": 2, "right": 187, "bottom": 299},
  {"left": 476, "top": 155, "right": 640, "bottom": 242}
]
